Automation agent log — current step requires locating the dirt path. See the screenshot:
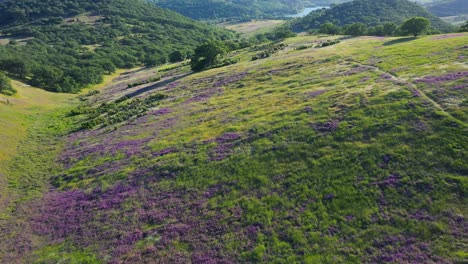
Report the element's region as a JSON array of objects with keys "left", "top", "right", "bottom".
[{"left": 351, "top": 60, "right": 466, "bottom": 126}]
